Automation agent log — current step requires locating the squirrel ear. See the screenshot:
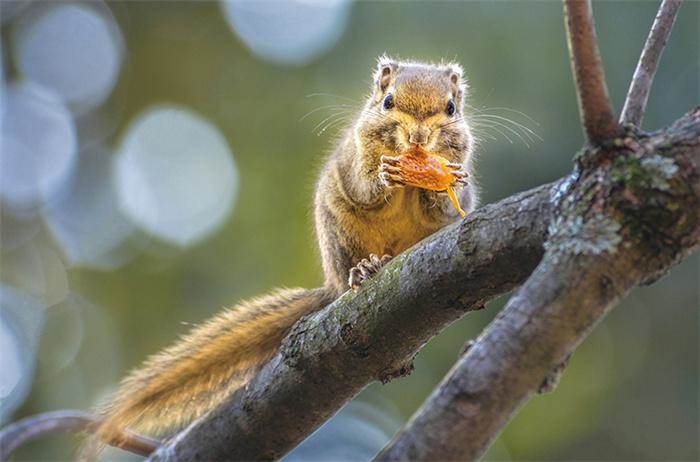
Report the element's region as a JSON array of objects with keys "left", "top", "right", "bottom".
[
  {"left": 375, "top": 57, "right": 397, "bottom": 93},
  {"left": 445, "top": 63, "right": 467, "bottom": 100}
]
